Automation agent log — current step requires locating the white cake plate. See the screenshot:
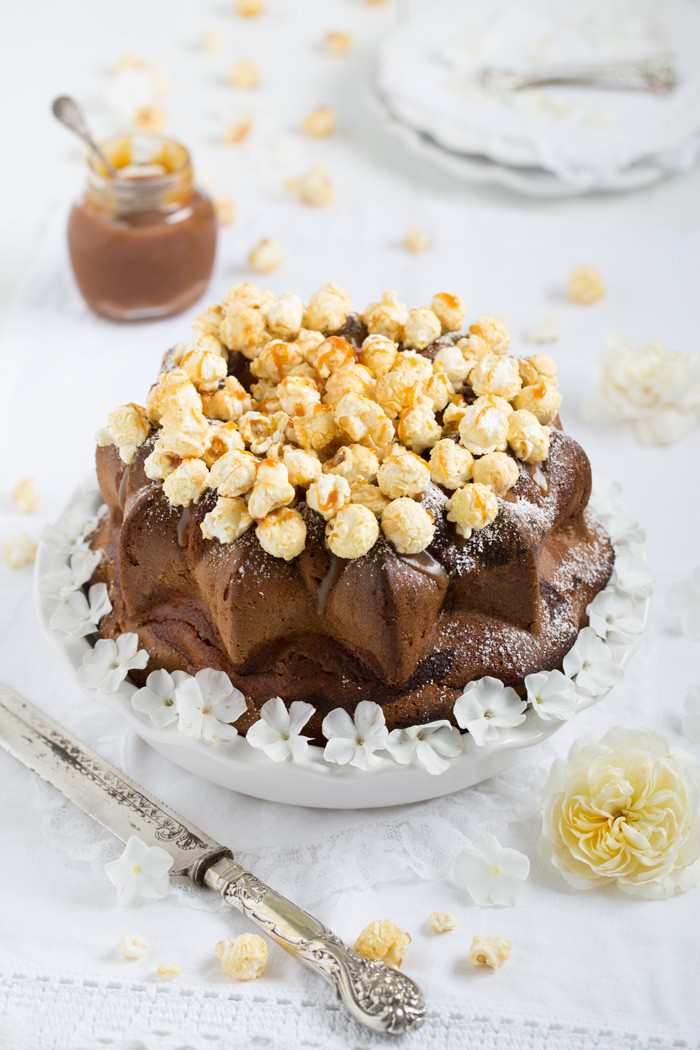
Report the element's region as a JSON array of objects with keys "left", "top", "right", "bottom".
[{"left": 35, "top": 478, "right": 650, "bottom": 809}]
